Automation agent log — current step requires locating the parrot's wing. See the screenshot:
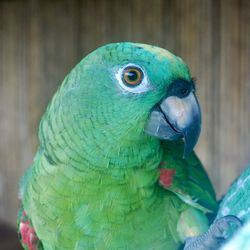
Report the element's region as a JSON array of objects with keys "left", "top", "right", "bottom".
[{"left": 160, "top": 140, "right": 217, "bottom": 213}]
